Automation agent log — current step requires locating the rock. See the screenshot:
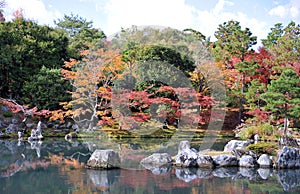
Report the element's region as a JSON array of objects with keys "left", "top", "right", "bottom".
[
  {"left": 257, "top": 154, "right": 273, "bottom": 168},
  {"left": 239, "top": 155, "right": 258, "bottom": 168},
  {"left": 26, "top": 123, "right": 34, "bottom": 128},
  {"left": 0, "top": 106, "right": 9, "bottom": 111},
  {"left": 28, "top": 122, "right": 44, "bottom": 141},
  {"left": 276, "top": 146, "right": 300, "bottom": 169},
  {"left": 86, "top": 149, "right": 120, "bottom": 169},
  {"left": 0, "top": 120, "right": 3, "bottom": 128},
  {"left": 254, "top": 134, "right": 259, "bottom": 142},
  {"left": 5, "top": 124, "right": 19, "bottom": 134},
  {"left": 196, "top": 155, "right": 214, "bottom": 168},
  {"left": 213, "top": 154, "right": 238, "bottom": 167},
  {"left": 223, "top": 140, "right": 250, "bottom": 152},
  {"left": 65, "top": 132, "right": 78, "bottom": 141},
  {"left": 11, "top": 119, "right": 18, "bottom": 124},
  {"left": 140, "top": 153, "right": 172, "bottom": 167},
  {"left": 175, "top": 149, "right": 198, "bottom": 167},
  {"left": 231, "top": 149, "right": 258, "bottom": 159},
  {"left": 66, "top": 122, "right": 72, "bottom": 128},
  {"left": 72, "top": 124, "right": 79, "bottom": 131},
  {"left": 178, "top": 140, "right": 191, "bottom": 152}
]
